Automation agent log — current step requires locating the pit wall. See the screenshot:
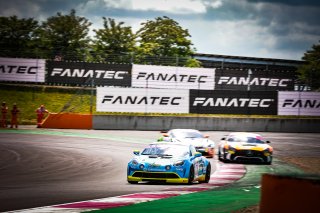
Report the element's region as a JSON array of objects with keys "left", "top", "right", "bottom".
[
  {"left": 42, "top": 113, "right": 92, "bottom": 129},
  {"left": 92, "top": 115, "right": 320, "bottom": 133}
]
